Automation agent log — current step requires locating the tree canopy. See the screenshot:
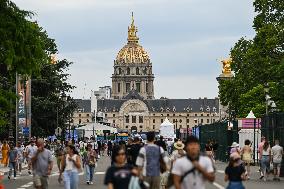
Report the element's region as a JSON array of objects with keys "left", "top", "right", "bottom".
[
  {"left": 0, "top": 0, "right": 76, "bottom": 139},
  {"left": 219, "top": 0, "right": 284, "bottom": 118}
]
